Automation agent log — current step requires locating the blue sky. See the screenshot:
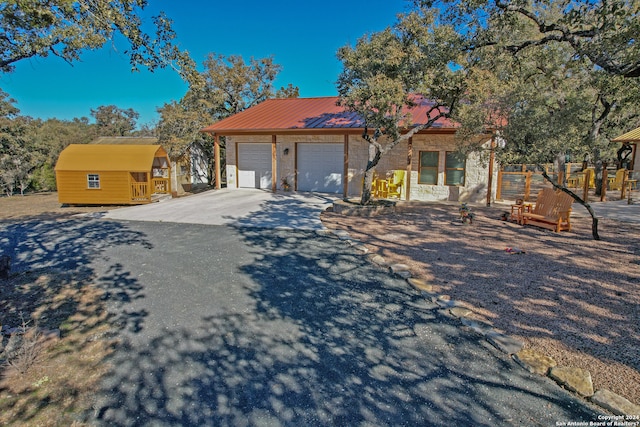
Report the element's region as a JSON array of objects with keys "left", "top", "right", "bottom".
[{"left": 0, "top": 0, "right": 410, "bottom": 127}]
